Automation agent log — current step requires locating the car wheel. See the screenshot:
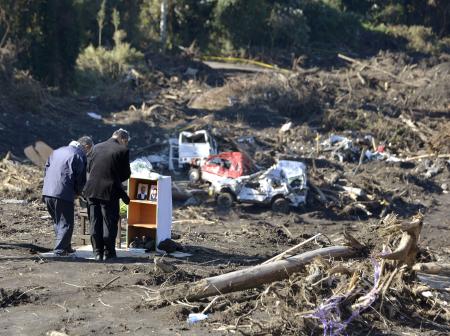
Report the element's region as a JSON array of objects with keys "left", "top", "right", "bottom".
[
  {"left": 217, "top": 192, "right": 233, "bottom": 209},
  {"left": 272, "top": 197, "right": 290, "bottom": 214},
  {"left": 188, "top": 168, "right": 200, "bottom": 183}
]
